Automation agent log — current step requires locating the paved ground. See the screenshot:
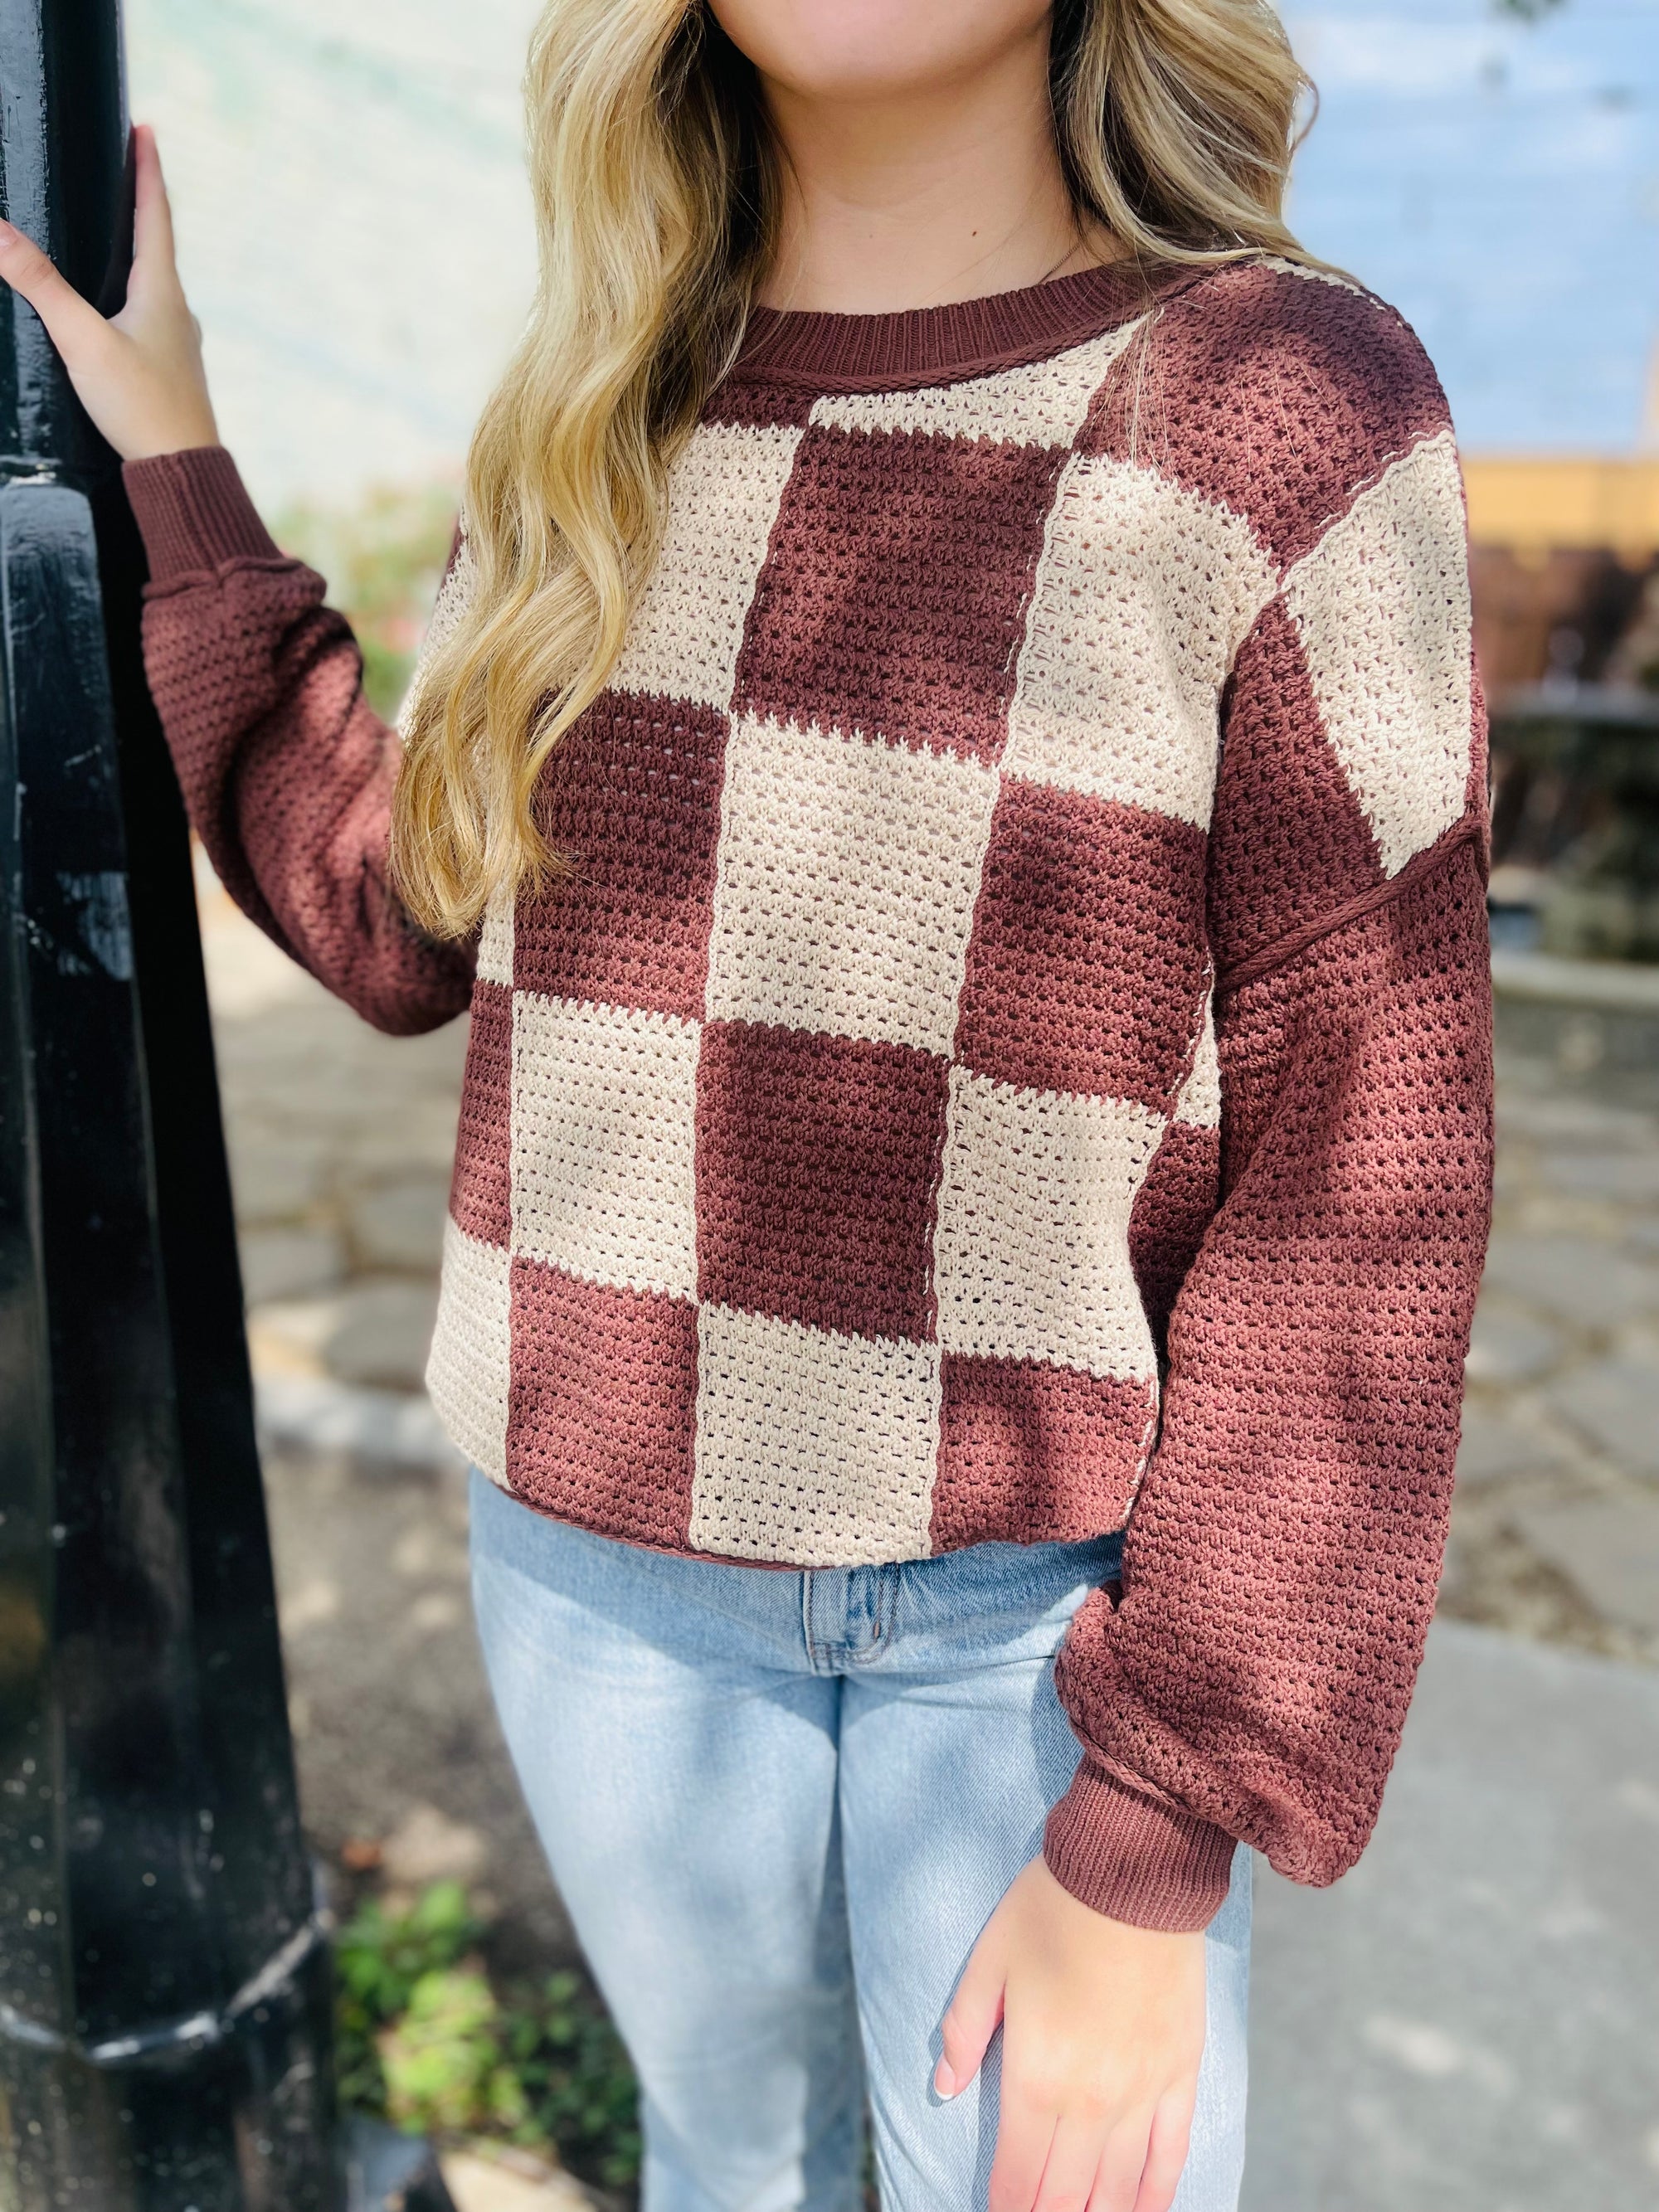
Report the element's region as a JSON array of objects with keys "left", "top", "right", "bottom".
[
  {"left": 199, "top": 876, "right": 1659, "bottom": 2204},
  {"left": 197, "top": 868, "right": 561, "bottom": 1938},
  {"left": 1444, "top": 1050, "right": 1659, "bottom": 1663},
  {"left": 200, "top": 856, "right": 462, "bottom": 1402},
  {"left": 1243, "top": 1620, "right": 1659, "bottom": 2212}
]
